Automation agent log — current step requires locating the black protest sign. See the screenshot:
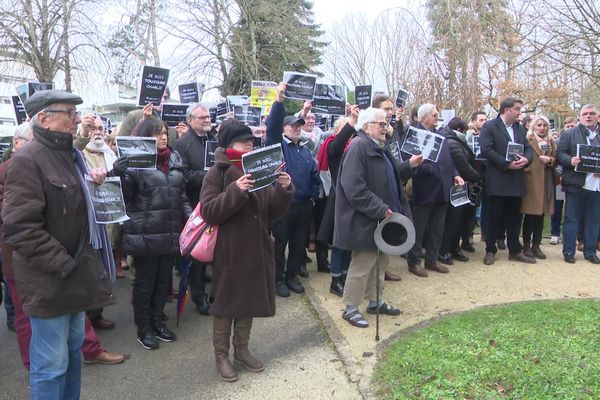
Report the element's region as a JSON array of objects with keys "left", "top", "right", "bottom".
[
  {"left": 11, "top": 96, "right": 27, "bottom": 125},
  {"left": 385, "top": 141, "right": 401, "bottom": 161},
  {"left": 233, "top": 106, "right": 262, "bottom": 127},
  {"left": 137, "top": 65, "right": 170, "bottom": 107},
  {"left": 312, "top": 84, "right": 346, "bottom": 116},
  {"left": 400, "top": 127, "right": 445, "bottom": 162},
  {"left": 178, "top": 82, "right": 204, "bottom": 103},
  {"left": 204, "top": 141, "right": 220, "bottom": 171},
  {"left": 116, "top": 137, "right": 157, "bottom": 169},
  {"left": 396, "top": 89, "right": 409, "bottom": 108},
  {"left": 576, "top": 144, "right": 600, "bottom": 174},
  {"left": 28, "top": 82, "right": 54, "bottom": 97},
  {"left": 355, "top": 85, "right": 372, "bottom": 110},
  {"left": 227, "top": 96, "right": 250, "bottom": 112},
  {"left": 209, "top": 102, "right": 228, "bottom": 124},
  {"left": 539, "top": 142, "right": 550, "bottom": 155},
  {"left": 100, "top": 116, "right": 112, "bottom": 131},
  {"left": 283, "top": 71, "right": 317, "bottom": 101},
  {"left": 242, "top": 143, "right": 285, "bottom": 192},
  {"left": 86, "top": 177, "right": 130, "bottom": 224},
  {"left": 450, "top": 184, "right": 470, "bottom": 208},
  {"left": 506, "top": 142, "right": 524, "bottom": 161},
  {"left": 315, "top": 114, "right": 328, "bottom": 131},
  {"left": 161, "top": 104, "right": 188, "bottom": 127},
  {"left": 0, "top": 143, "right": 10, "bottom": 160},
  {"left": 471, "top": 135, "right": 485, "bottom": 160}
]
